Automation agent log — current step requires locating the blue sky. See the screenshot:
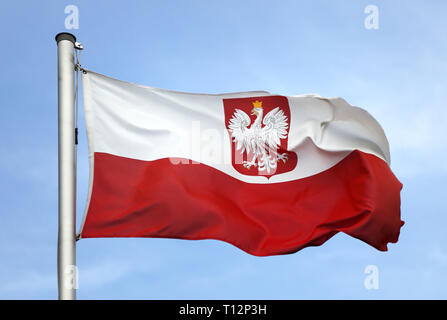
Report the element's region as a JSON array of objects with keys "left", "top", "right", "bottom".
[{"left": 0, "top": 0, "right": 446, "bottom": 299}]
